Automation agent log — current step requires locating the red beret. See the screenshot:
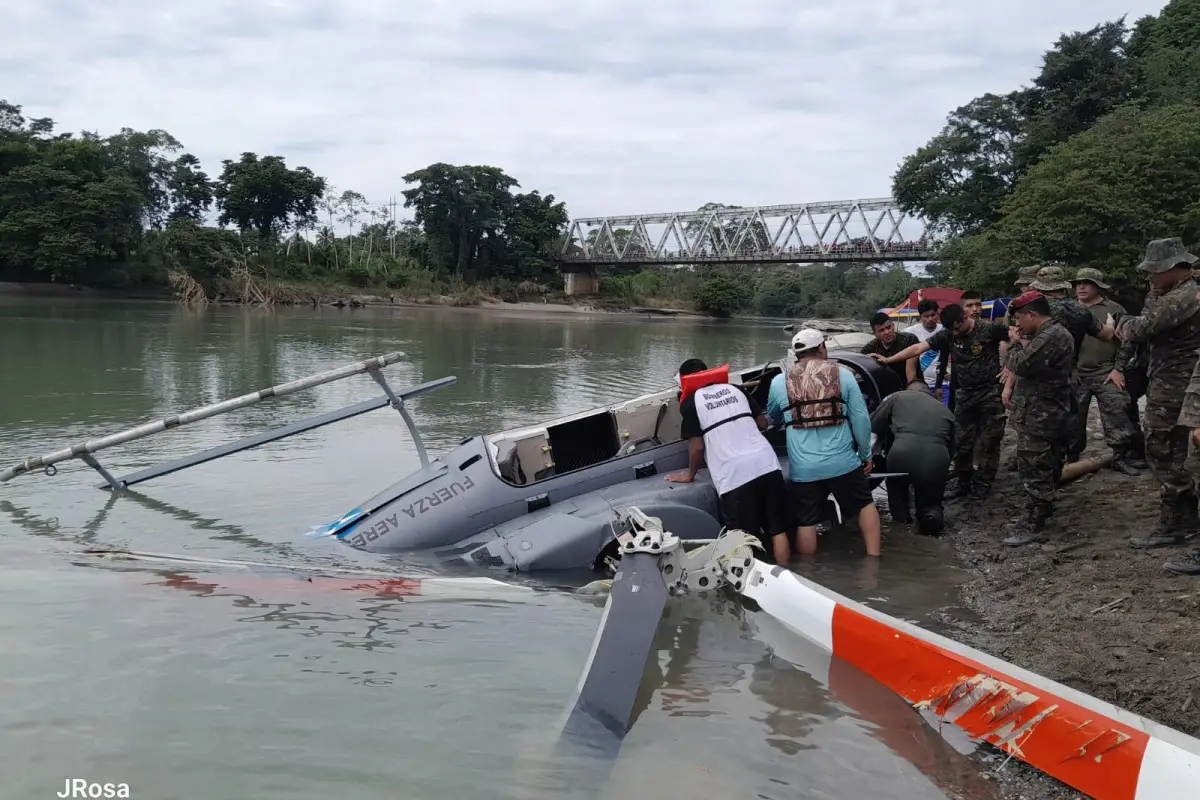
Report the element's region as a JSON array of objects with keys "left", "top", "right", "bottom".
[{"left": 1009, "top": 290, "right": 1045, "bottom": 310}]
